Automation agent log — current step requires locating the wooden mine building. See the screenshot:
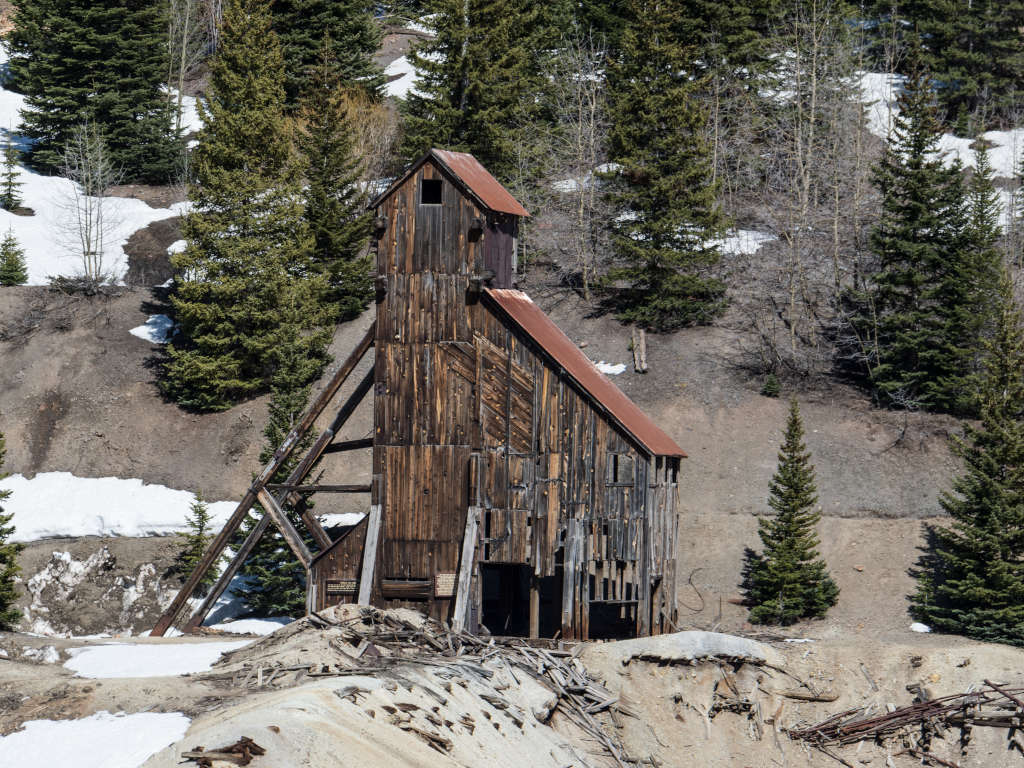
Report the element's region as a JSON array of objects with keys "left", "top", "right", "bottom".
[{"left": 154, "top": 149, "right": 685, "bottom": 641}]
